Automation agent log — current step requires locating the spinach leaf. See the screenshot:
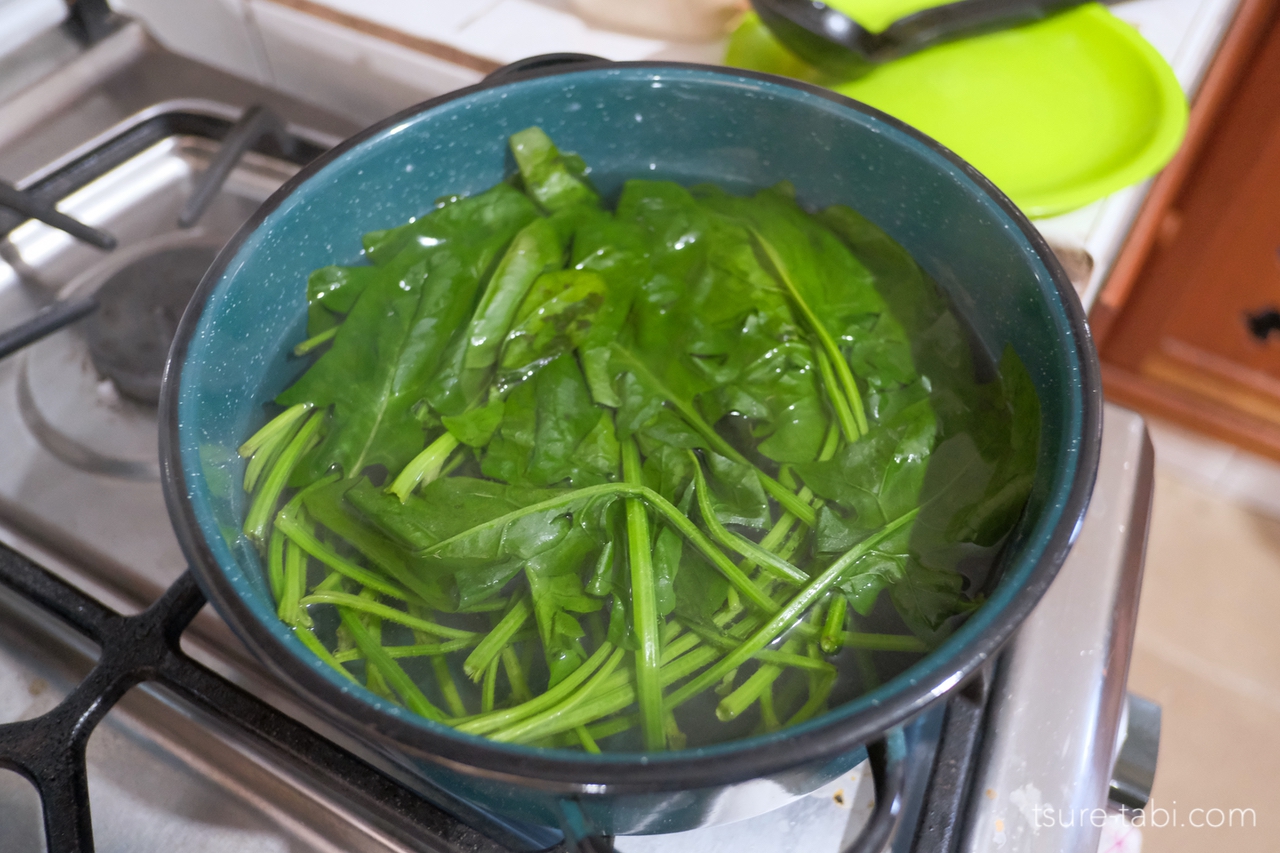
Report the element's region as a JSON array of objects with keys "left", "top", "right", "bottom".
[
  {"left": 442, "top": 398, "right": 505, "bottom": 447},
  {"left": 570, "top": 212, "right": 647, "bottom": 406},
  {"left": 526, "top": 353, "right": 607, "bottom": 487},
  {"left": 481, "top": 380, "right": 537, "bottom": 485},
  {"left": 278, "top": 254, "right": 435, "bottom": 482},
  {"left": 306, "top": 264, "right": 379, "bottom": 335},
  {"left": 420, "top": 484, "right": 617, "bottom": 650},
  {"left": 947, "top": 347, "right": 1040, "bottom": 547},
  {"left": 464, "top": 217, "right": 566, "bottom": 371},
  {"left": 699, "top": 184, "right": 885, "bottom": 349},
  {"left": 346, "top": 476, "right": 567, "bottom": 551},
  {"left": 524, "top": 529, "right": 606, "bottom": 685},
  {"left": 703, "top": 452, "right": 771, "bottom": 531},
  {"left": 795, "top": 398, "right": 938, "bottom": 528},
  {"left": 510, "top": 127, "right": 600, "bottom": 213},
  {"left": 301, "top": 477, "right": 454, "bottom": 610},
  {"left": 281, "top": 186, "right": 538, "bottom": 481},
  {"left": 481, "top": 354, "right": 611, "bottom": 488},
  {"left": 362, "top": 183, "right": 539, "bottom": 265},
  {"left": 500, "top": 270, "right": 607, "bottom": 375}
]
